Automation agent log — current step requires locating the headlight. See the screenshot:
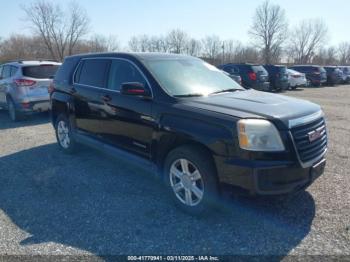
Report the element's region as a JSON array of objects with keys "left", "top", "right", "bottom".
[{"left": 237, "top": 119, "right": 285, "bottom": 151}]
